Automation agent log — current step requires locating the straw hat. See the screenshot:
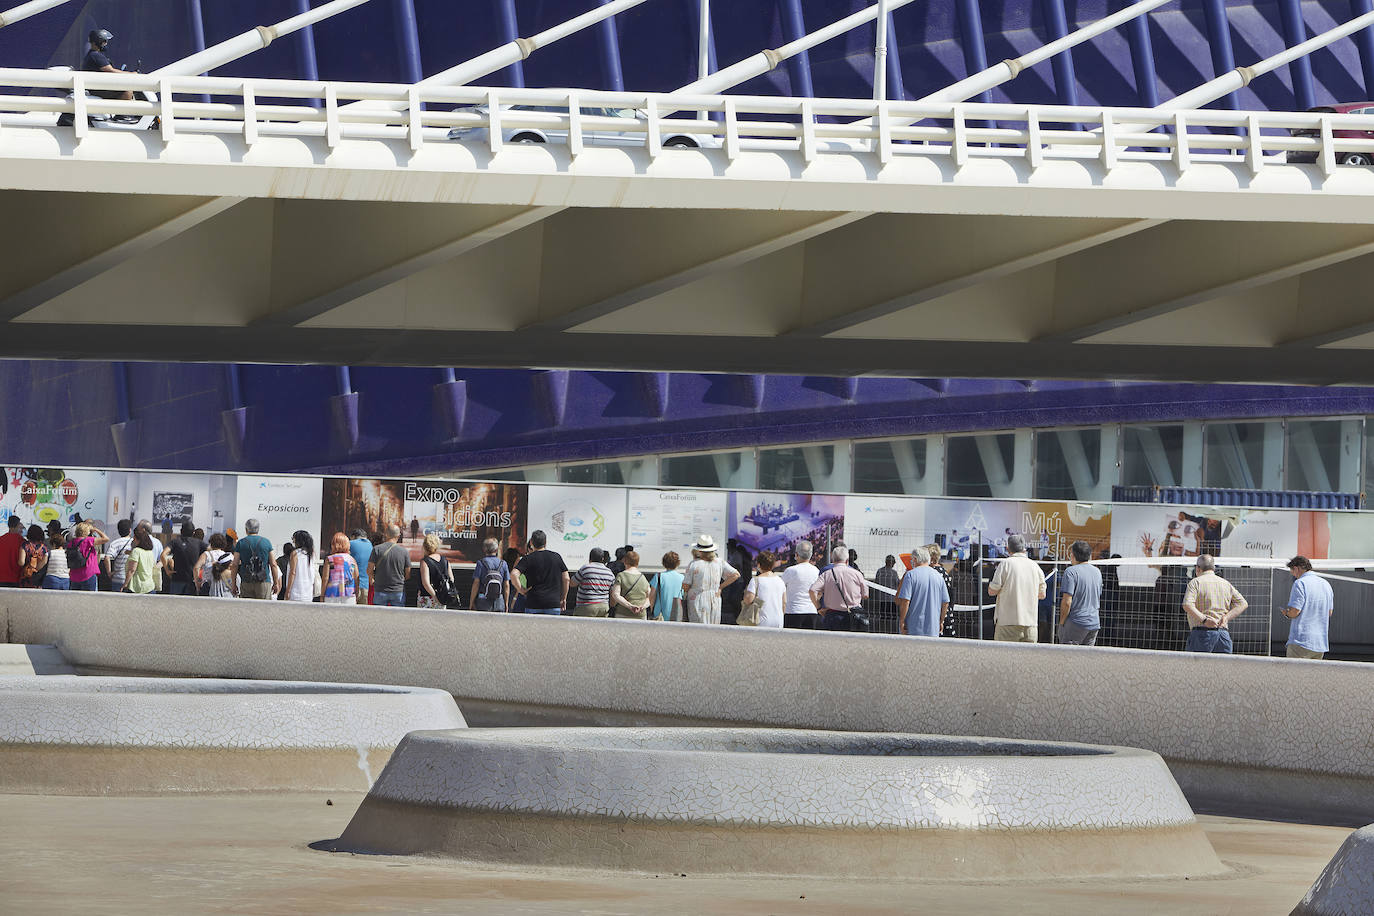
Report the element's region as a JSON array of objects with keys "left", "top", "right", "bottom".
[{"left": 693, "top": 534, "right": 717, "bottom": 552}]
